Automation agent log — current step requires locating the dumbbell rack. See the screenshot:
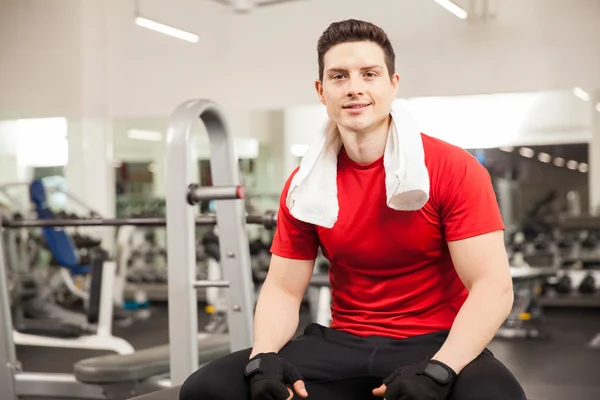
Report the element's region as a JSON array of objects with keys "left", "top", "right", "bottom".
[{"left": 536, "top": 216, "right": 600, "bottom": 308}]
